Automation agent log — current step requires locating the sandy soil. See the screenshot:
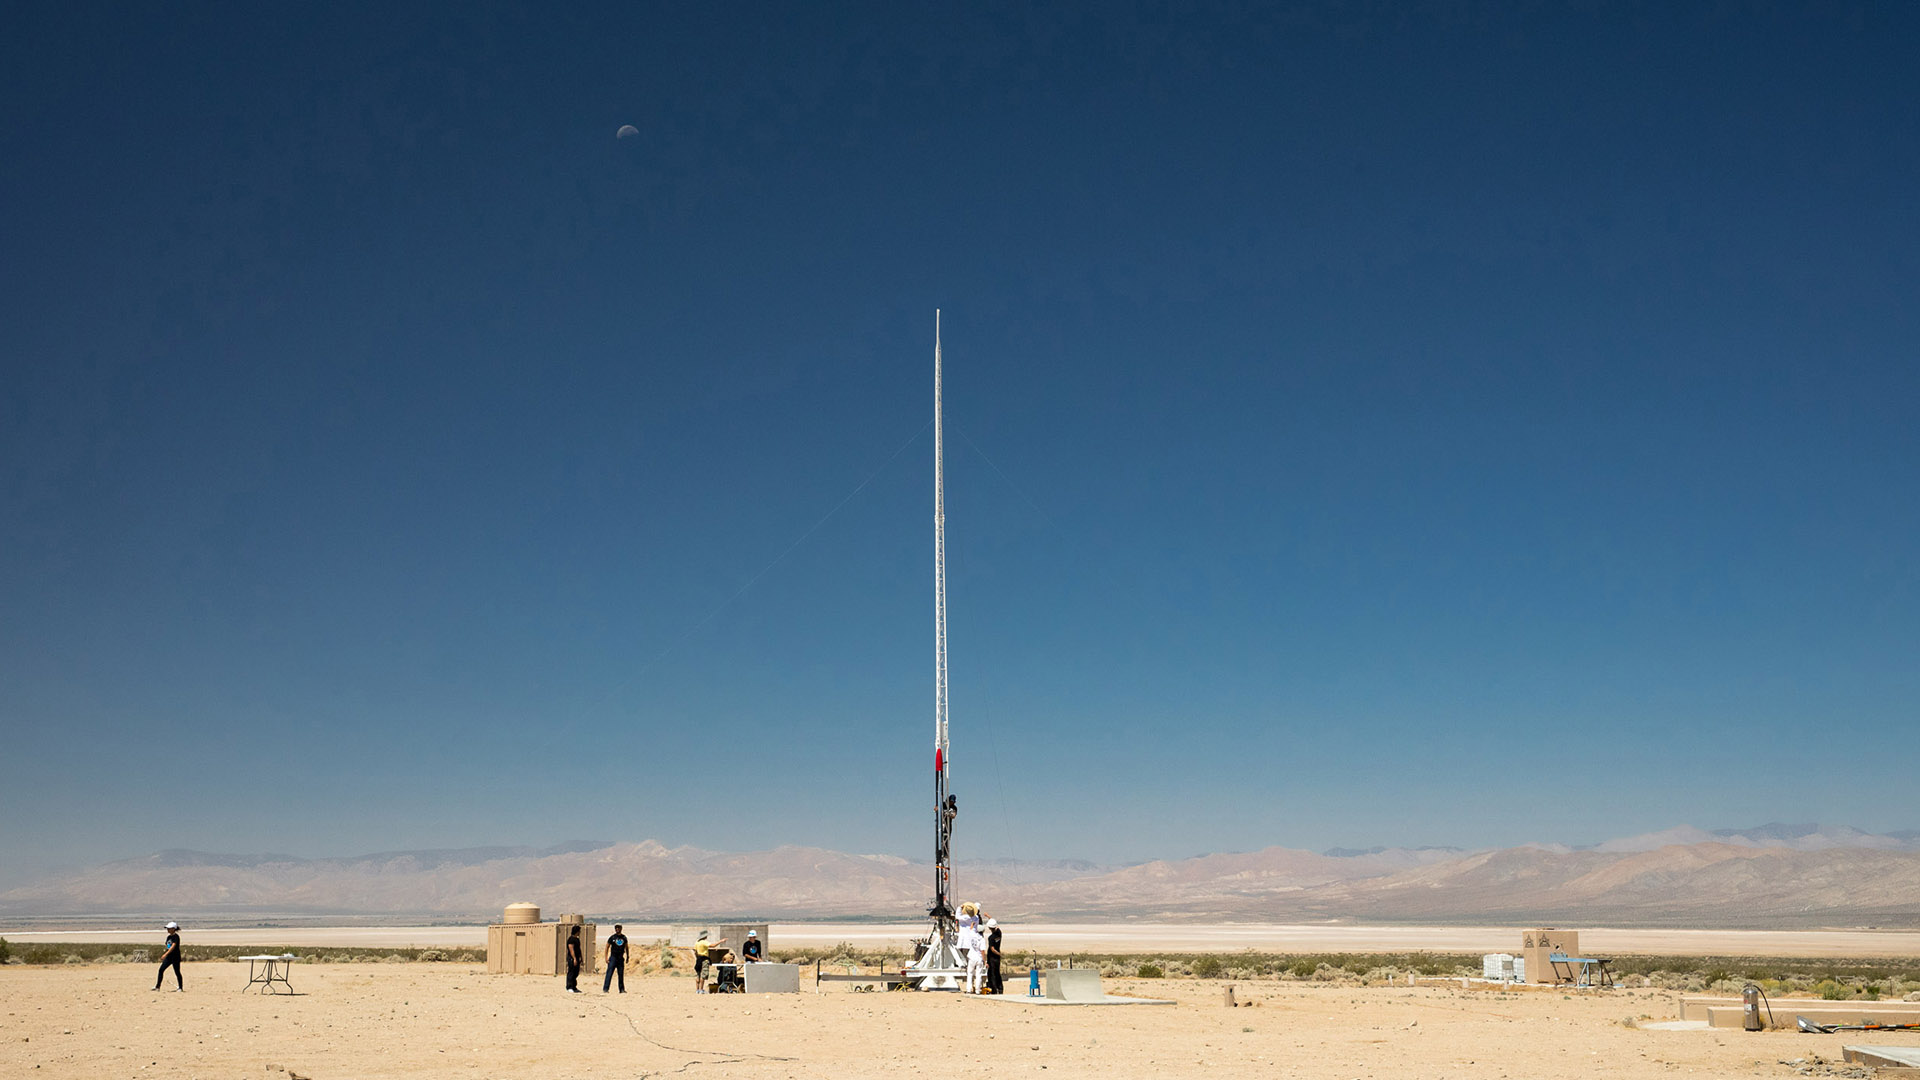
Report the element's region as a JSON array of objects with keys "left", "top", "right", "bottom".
[
  {"left": 8, "top": 922, "right": 1920, "bottom": 957},
  {"left": 1, "top": 962, "right": 1907, "bottom": 1080}
]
